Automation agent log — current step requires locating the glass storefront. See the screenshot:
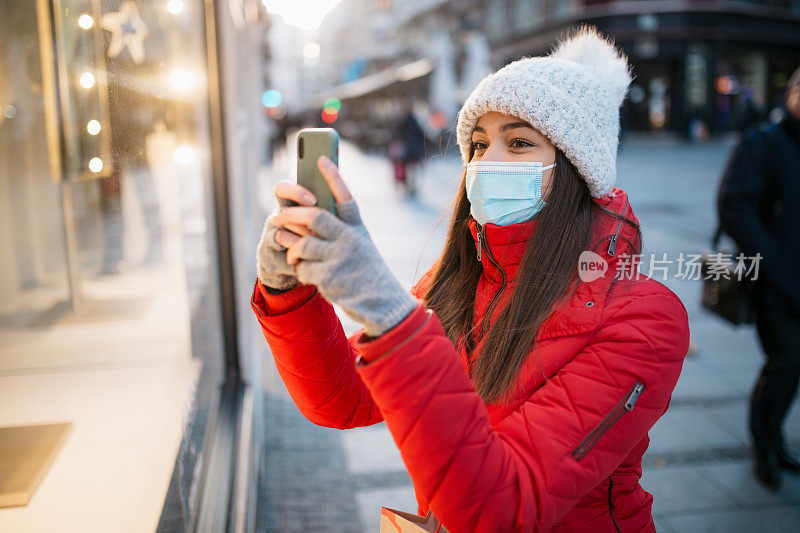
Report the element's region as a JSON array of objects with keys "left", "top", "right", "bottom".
[
  {"left": 623, "top": 59, "right": 675, "bottom": 132},
  {"left": 0, "top": 0, "right": 262, "bottom": 530}
]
